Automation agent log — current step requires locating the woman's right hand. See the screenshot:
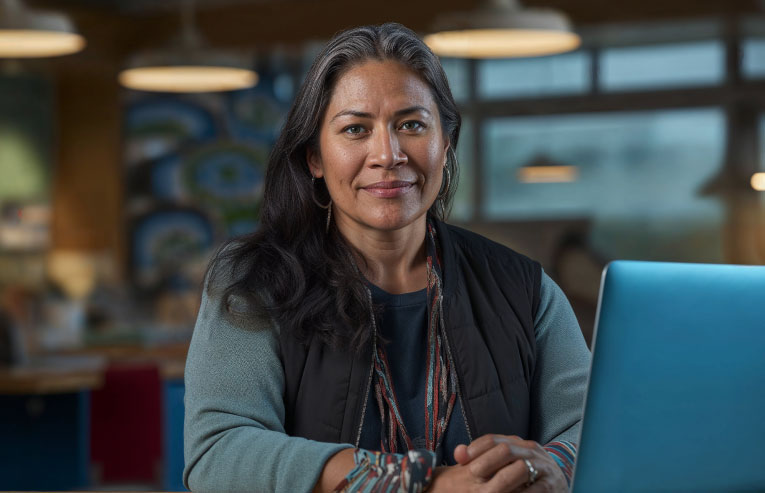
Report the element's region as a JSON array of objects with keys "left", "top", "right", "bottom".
[
  {"left": 431, "top": 460, "right": 534, "bottom": 493},
  {"left": 429, "top": 464, "right": 492, "bottom": 492},
  {"left": 429, "top": 461, "right": 531, "bottom": 493},
  {"left": 430, "top": 435, "right": 566, "bottom": 493},
  {"left": 429, "top": 439, "right": 526, "bottom": 493}
]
